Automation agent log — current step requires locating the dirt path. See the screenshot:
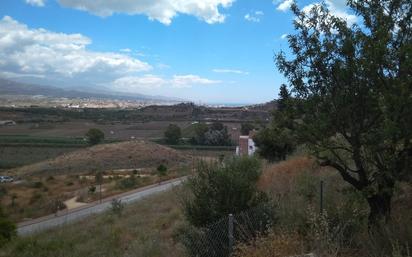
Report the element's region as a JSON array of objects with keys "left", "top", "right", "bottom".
[{"left": 63, "top": 197, "right": 87, "bottom": 210}]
